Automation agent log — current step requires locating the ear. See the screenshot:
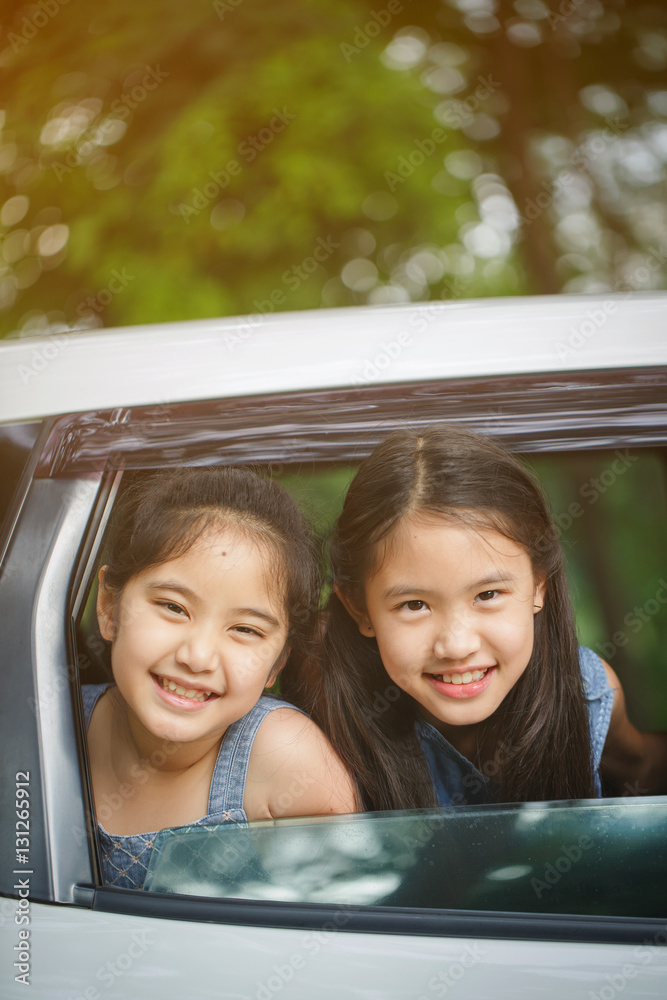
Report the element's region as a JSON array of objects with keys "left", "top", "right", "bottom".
[
  {"left": 96, "top": 566, "right": 116, "bottom": 641},
  {"left": 334, "top": 583, "right": 375, "bottom": 638},
  {"left": 533, "top": 573, "right": 547, "bottom": 614}
]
